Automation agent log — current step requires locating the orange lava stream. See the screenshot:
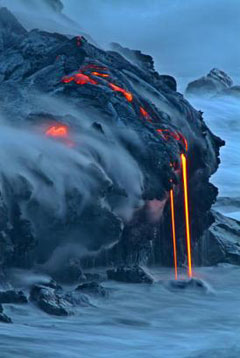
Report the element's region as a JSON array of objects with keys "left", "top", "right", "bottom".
[
  {"left": 109, "top": 83, "right": 133, "bottom": 102},
  {"left": 170, "top": 188, "right": 178, "bottom": 280},
  {"left": 140, "top": 106, "right": 152, "bottom": 122},
  {"left": 62, "top": 73, "right": 97, "bottom": 85},
  {"left": 181, "top": 153, "right": 193, "bottom": 278}
]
